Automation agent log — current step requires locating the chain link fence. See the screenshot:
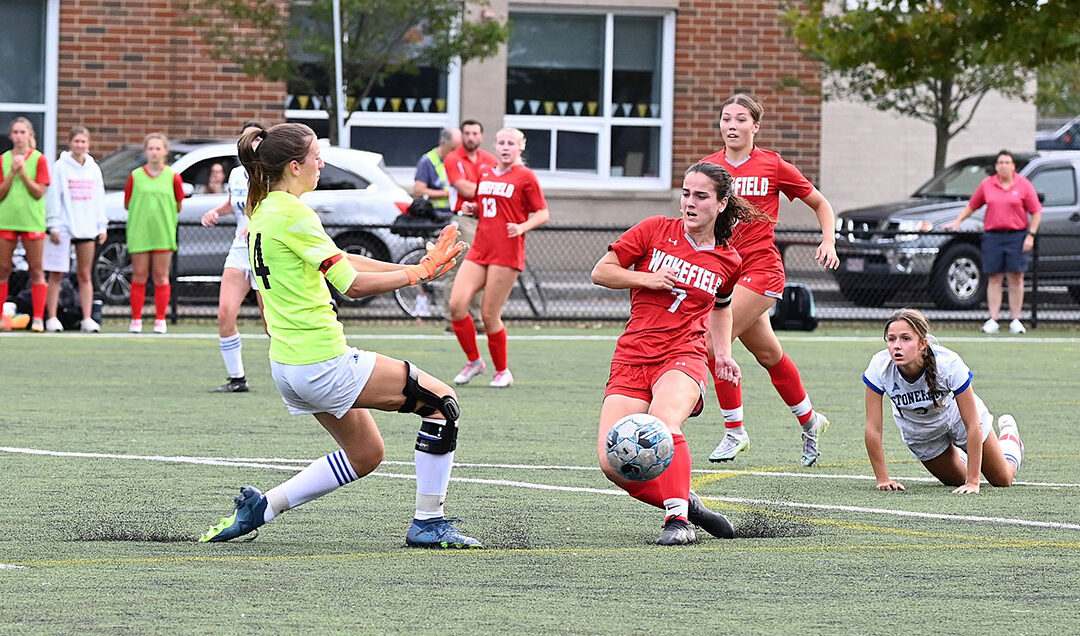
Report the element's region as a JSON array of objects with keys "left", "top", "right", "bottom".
[{"left": 91, "top": 221, "right": 1080, "bottom": 327}]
